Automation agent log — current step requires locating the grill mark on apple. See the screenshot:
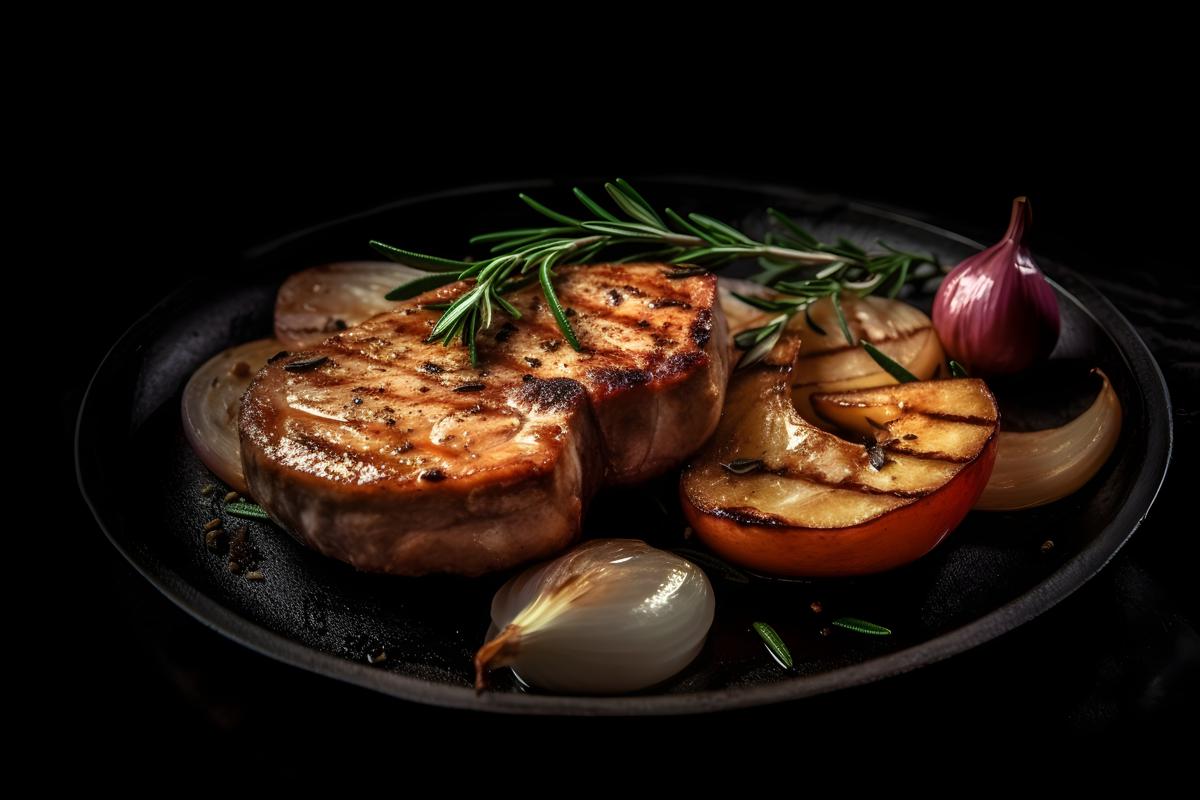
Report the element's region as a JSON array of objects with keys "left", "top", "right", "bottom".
[
  {"left": 908, "top": 410, "right": 997, "bottom": 426},
  {"left": 733, "top": 464, "right": 940, "bottom": 499},
  {"left": 880, "top": 443, "right": 975, "bottom": 463}
]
